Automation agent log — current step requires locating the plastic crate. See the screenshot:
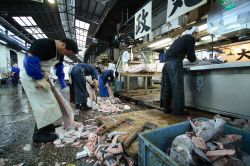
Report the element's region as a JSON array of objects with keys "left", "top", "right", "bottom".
[
  {"left": 138, "top": 120, "right": 250, "bottom": 166},
  {"left": 115, "top": 80, "right": 122, "bottom": 92}
]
